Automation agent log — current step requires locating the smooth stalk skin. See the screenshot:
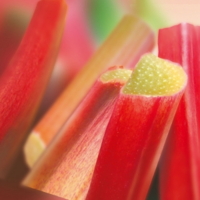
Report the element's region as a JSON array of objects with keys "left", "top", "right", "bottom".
[
  {"left": 0, "top": 0, "right": 67, "bottom": 177},
  {"left": 158, "top": 24, "right": 200, "bottom": 200},
  {"left": 24, "top": 14, "right": 155, "bottom": 168},
  {"left": 23, "top": 67, "right": 132, "bottom": 200},
  {"left": 85, "top": 54, "right": 187, "bottom": 200},
  {"left": 0, "top": 179, "right": 67, "bottom": 200}
]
